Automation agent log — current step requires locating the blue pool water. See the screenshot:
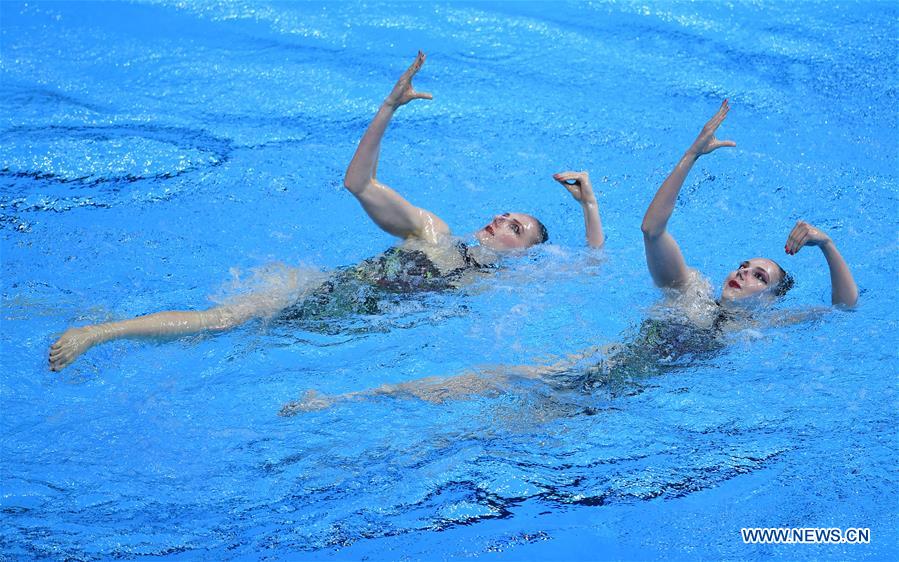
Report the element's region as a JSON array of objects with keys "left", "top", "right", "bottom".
[{"left": 2, "top": 1, "right": 897, "bottom": 560}]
